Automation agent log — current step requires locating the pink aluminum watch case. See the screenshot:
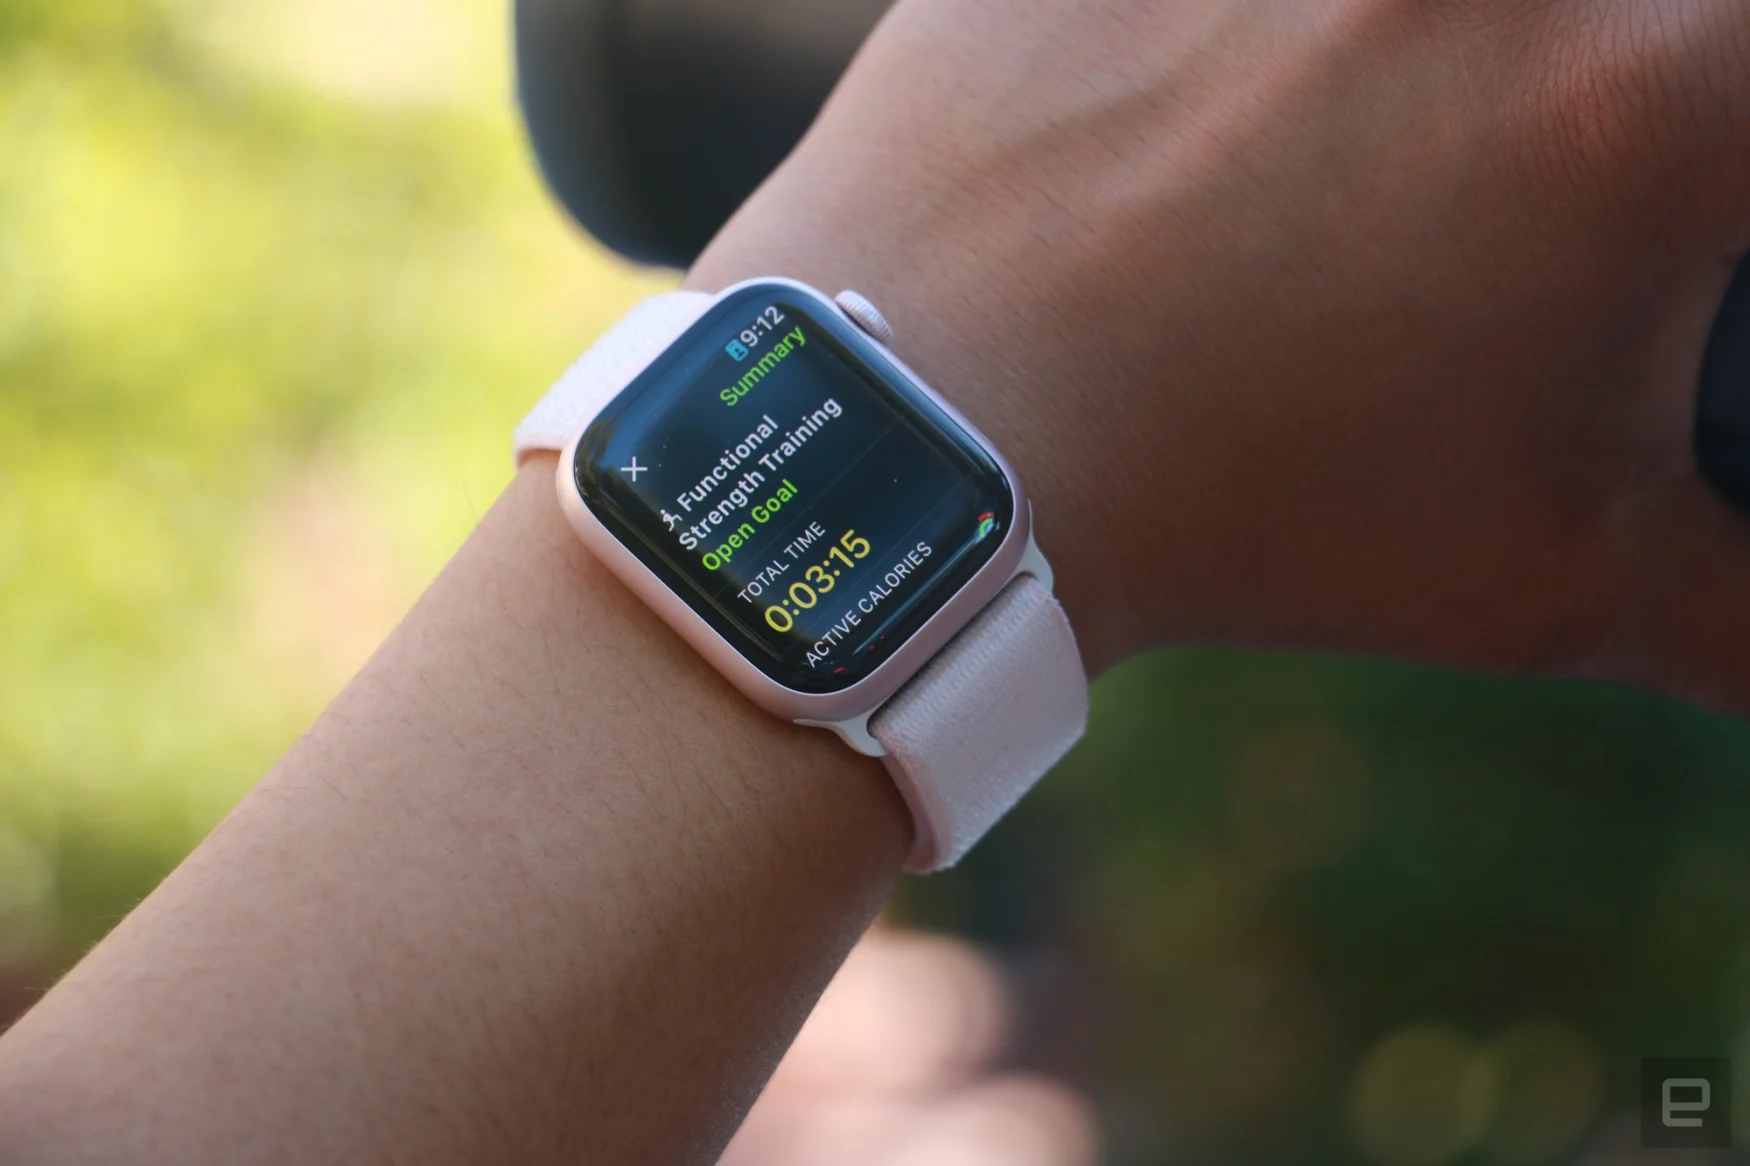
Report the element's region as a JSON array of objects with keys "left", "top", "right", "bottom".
[{"left": 553, "top": 279, "right": 1040, "bottom": 742}]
